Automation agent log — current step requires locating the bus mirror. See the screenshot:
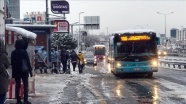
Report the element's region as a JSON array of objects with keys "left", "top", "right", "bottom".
[
  {"left": 156, "top": 37, "right": 160, "bottom": 45},
  {"left": 114, "top": 34, "right": 120, "bottom": 42},
  {"left": 151, "top": 35, "right": 156, "bottom": 40}
]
